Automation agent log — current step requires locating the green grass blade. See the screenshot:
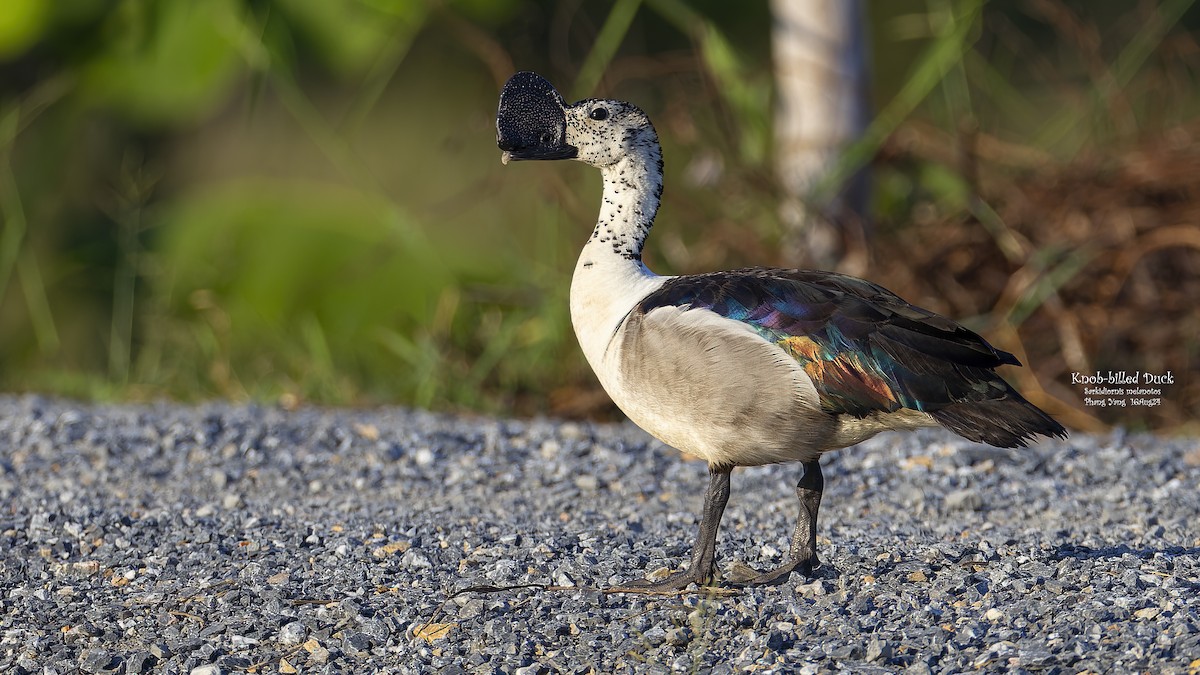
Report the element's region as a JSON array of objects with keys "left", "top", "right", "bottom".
[
  {"left": 817, "top": 0, "right": 984, "bottom": 199},
  {"left": 344, "top": 7, "right": 428, "bottom": 134},
  {"left": 1112, "top": 0, "right": 1196, "bottom": 89},
  {"left": 573, "top": 0, "right": 643, "bottom": 99},
  {"left": 1006, "top": 247, "right": 1096, "bottom": 328},
  {"left": 1035, "top": 0, "right": 1196, "bottom": 155},
  {"left": 0, "top": 106, "right": 23, "bottom": 308},
  {"left": 17, "top": 251, "right": 59, "bottom": 353},
  {"left": 646, "top": 0, "right": 770, "bottom": 163}
]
